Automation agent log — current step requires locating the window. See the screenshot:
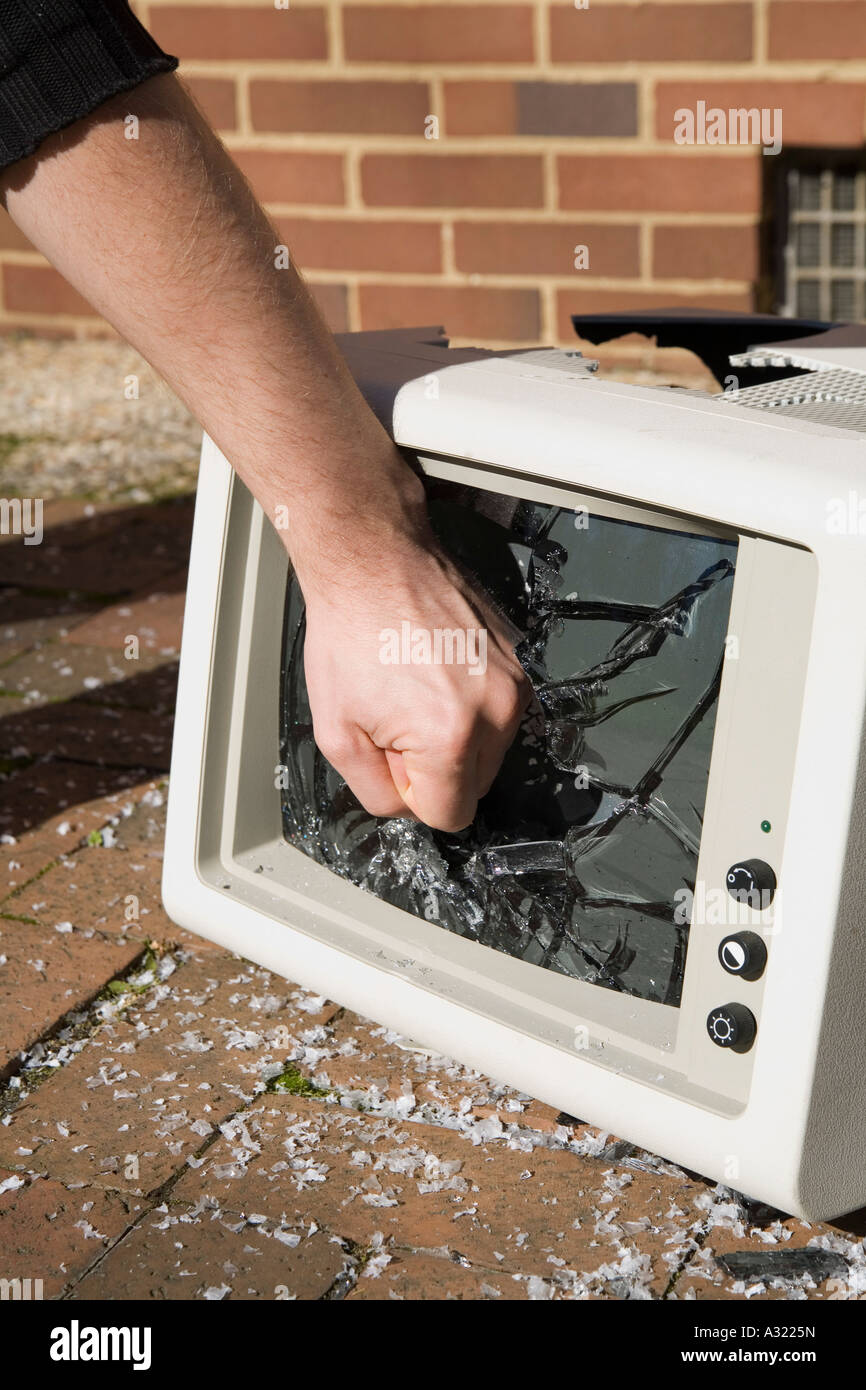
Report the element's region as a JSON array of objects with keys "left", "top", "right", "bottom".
[{"left": 777, "top": 156, "right": 866, "bottom": 321}]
